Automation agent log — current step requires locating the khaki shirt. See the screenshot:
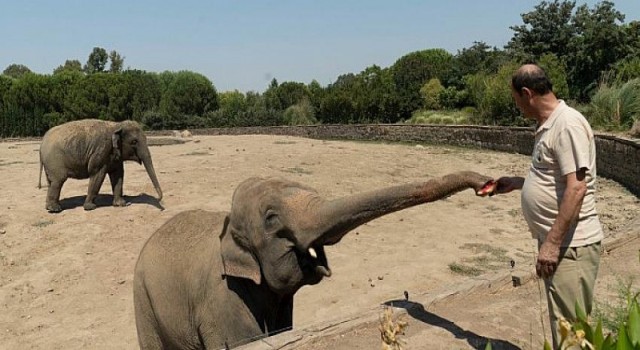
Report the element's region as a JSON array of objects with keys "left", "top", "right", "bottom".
[{"left": 521, "top": 101, "right": 604, "bottom": 247}]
